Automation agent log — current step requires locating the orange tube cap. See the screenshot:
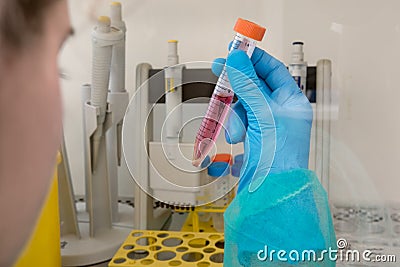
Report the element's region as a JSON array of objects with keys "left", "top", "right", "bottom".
[
  {"left": 234, "top": 18, "right": 266, "bottom": 41},
  {"left": 212, "top": 153, "right": 233, "bottom": 165}
]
